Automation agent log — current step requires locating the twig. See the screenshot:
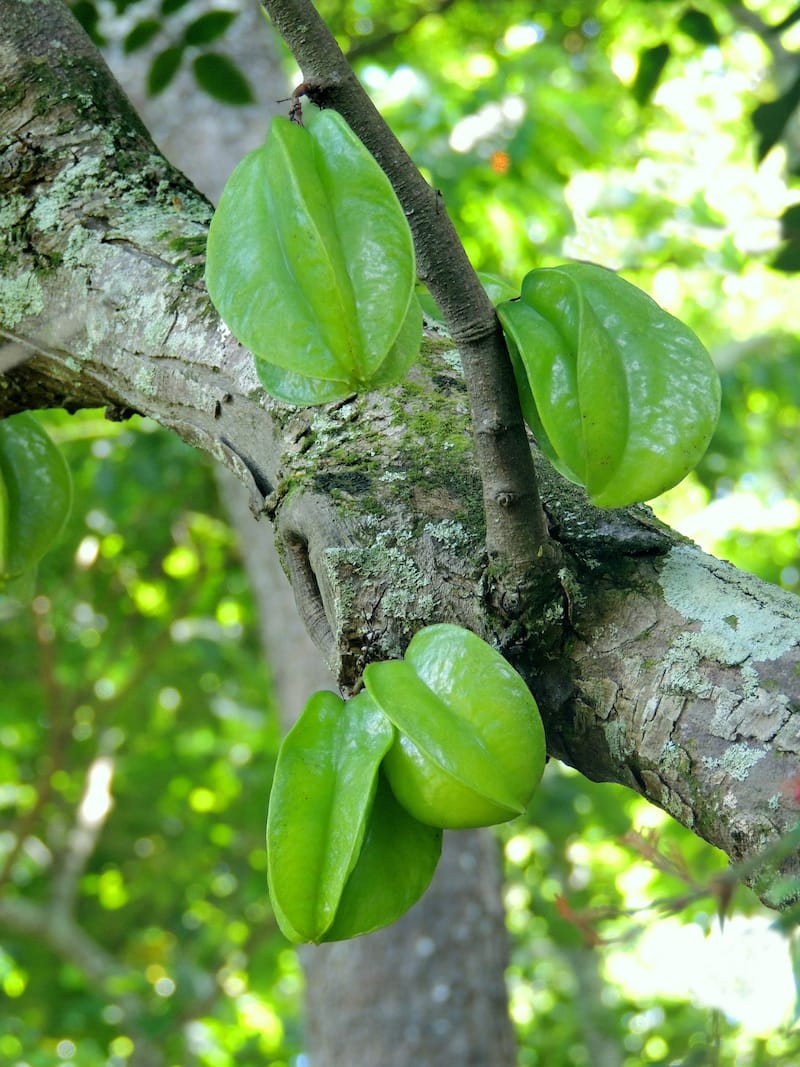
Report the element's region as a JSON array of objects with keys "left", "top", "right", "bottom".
[
  {"left": 261, "top": 0, "right": 553, "bottom": 585},
  {"left": 559, "top": 821, "right": 800, "bottom": 946},
  {"left": 51, "top": 751, "right": 116, "bottom": 916}
]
